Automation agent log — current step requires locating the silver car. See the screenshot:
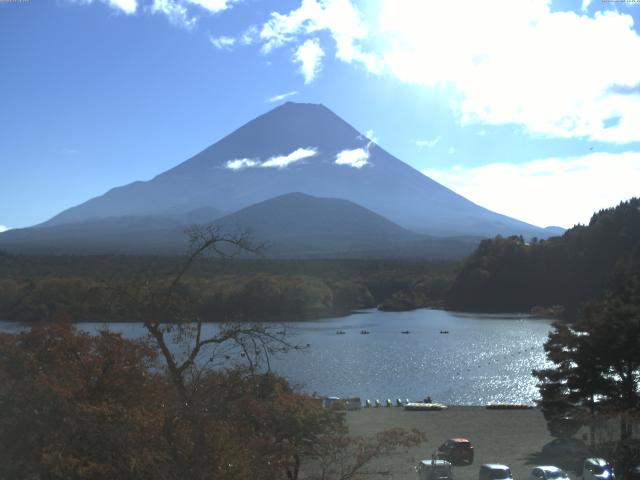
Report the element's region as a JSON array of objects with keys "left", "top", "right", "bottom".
[
  {"left": 480, "top": 464, "right": 514, "bottom": 480},
  {"left": 583, "top": 458, "right": 615, "bottom": 480},
  {"left": 529, "top": 466, "right": 571, "bottom": 480},
  {"left": 417, "top": 459, "right": 454, "bottom": 480}
]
